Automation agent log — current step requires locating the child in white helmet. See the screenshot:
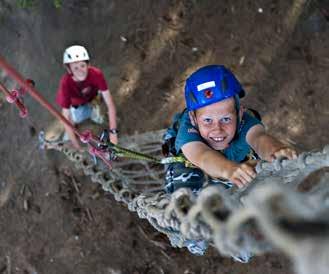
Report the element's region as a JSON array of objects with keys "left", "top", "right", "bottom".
[{"left": 56, "top": 45, "right": 118, "bottom": 149}]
